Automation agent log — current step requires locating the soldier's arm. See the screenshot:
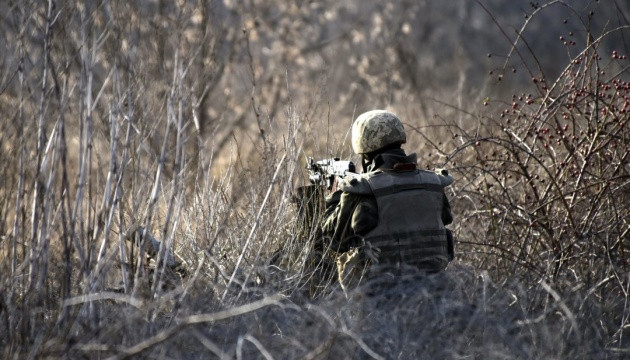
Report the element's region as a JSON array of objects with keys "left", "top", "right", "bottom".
[
  {"left": 321, "top": 190, "right": 342, "bottom": 238},
  {"left": 351, "top": 196, "right": 378, "bottom": 237},
  {"left": 320, "top": 189, "right": 366, "bottom": 252},
  {"left": 323, "top": 176, "right": 376, "bottom": 252},
  {"left": 434, "top": 169, "right": 454, "bottom": 226},
  {"left": 442, "top": 193, "right": 453, "bottom": 225}
]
